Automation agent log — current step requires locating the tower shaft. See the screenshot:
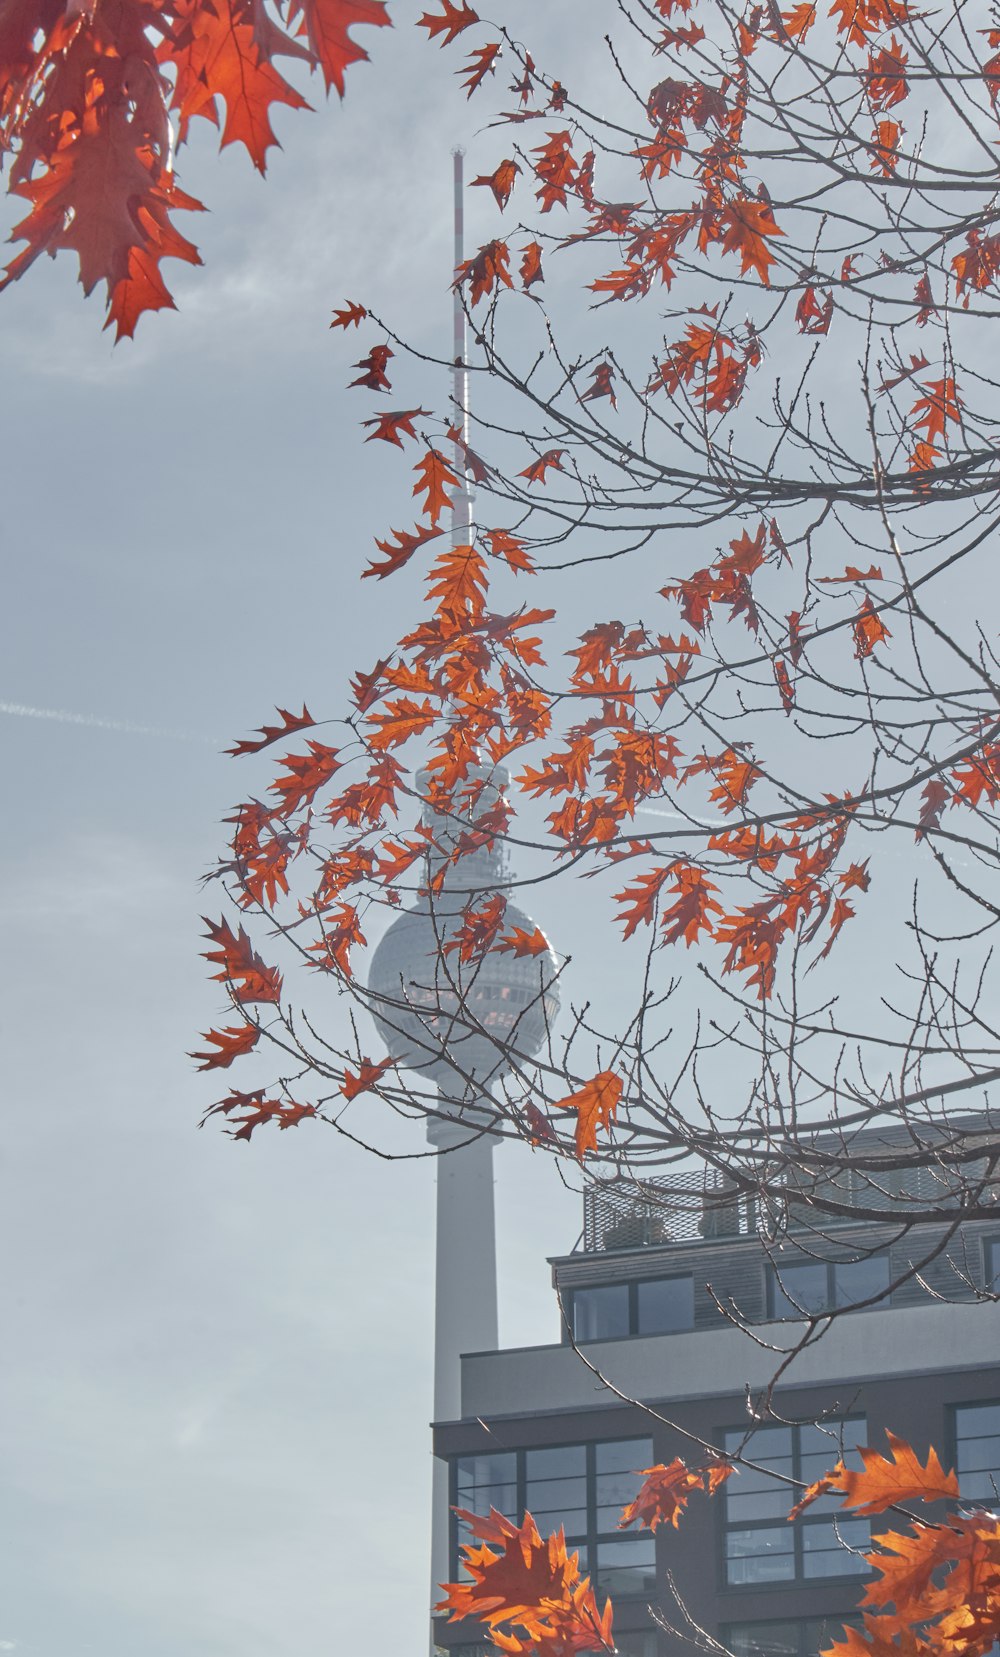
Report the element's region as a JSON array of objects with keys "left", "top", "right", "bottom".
[
  {"left": 427, "top": 148, "right": 500, "bottom": 1654},
  {"left": 429, "top": 1118, "right": 498, "bottom": 1650}
]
